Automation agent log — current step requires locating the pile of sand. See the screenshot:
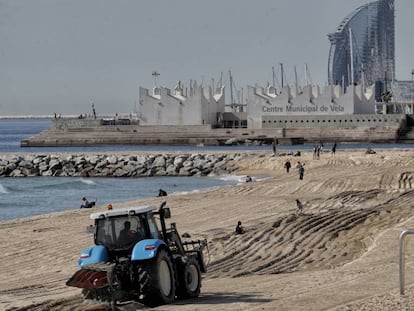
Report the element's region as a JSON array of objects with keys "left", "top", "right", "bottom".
[{"left": 1, "top": 148, "right": 414, "bottom": 310}]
